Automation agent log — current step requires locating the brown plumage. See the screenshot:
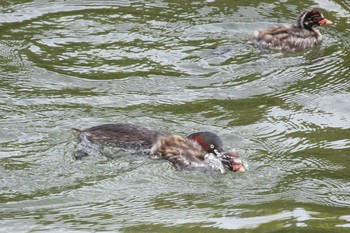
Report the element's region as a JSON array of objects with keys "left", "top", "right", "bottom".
[
  {"left": 251, "top": 10, "right": 332, "bottom": 51},
  {"left": 74, "top": 123, "right": 245, "bottom": 173},
  {"left": 150, "top": 135, "right": 207, "bottom": 168},
  {"left": 76, "top": 123, "right": 166, "bottom": 150}
]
